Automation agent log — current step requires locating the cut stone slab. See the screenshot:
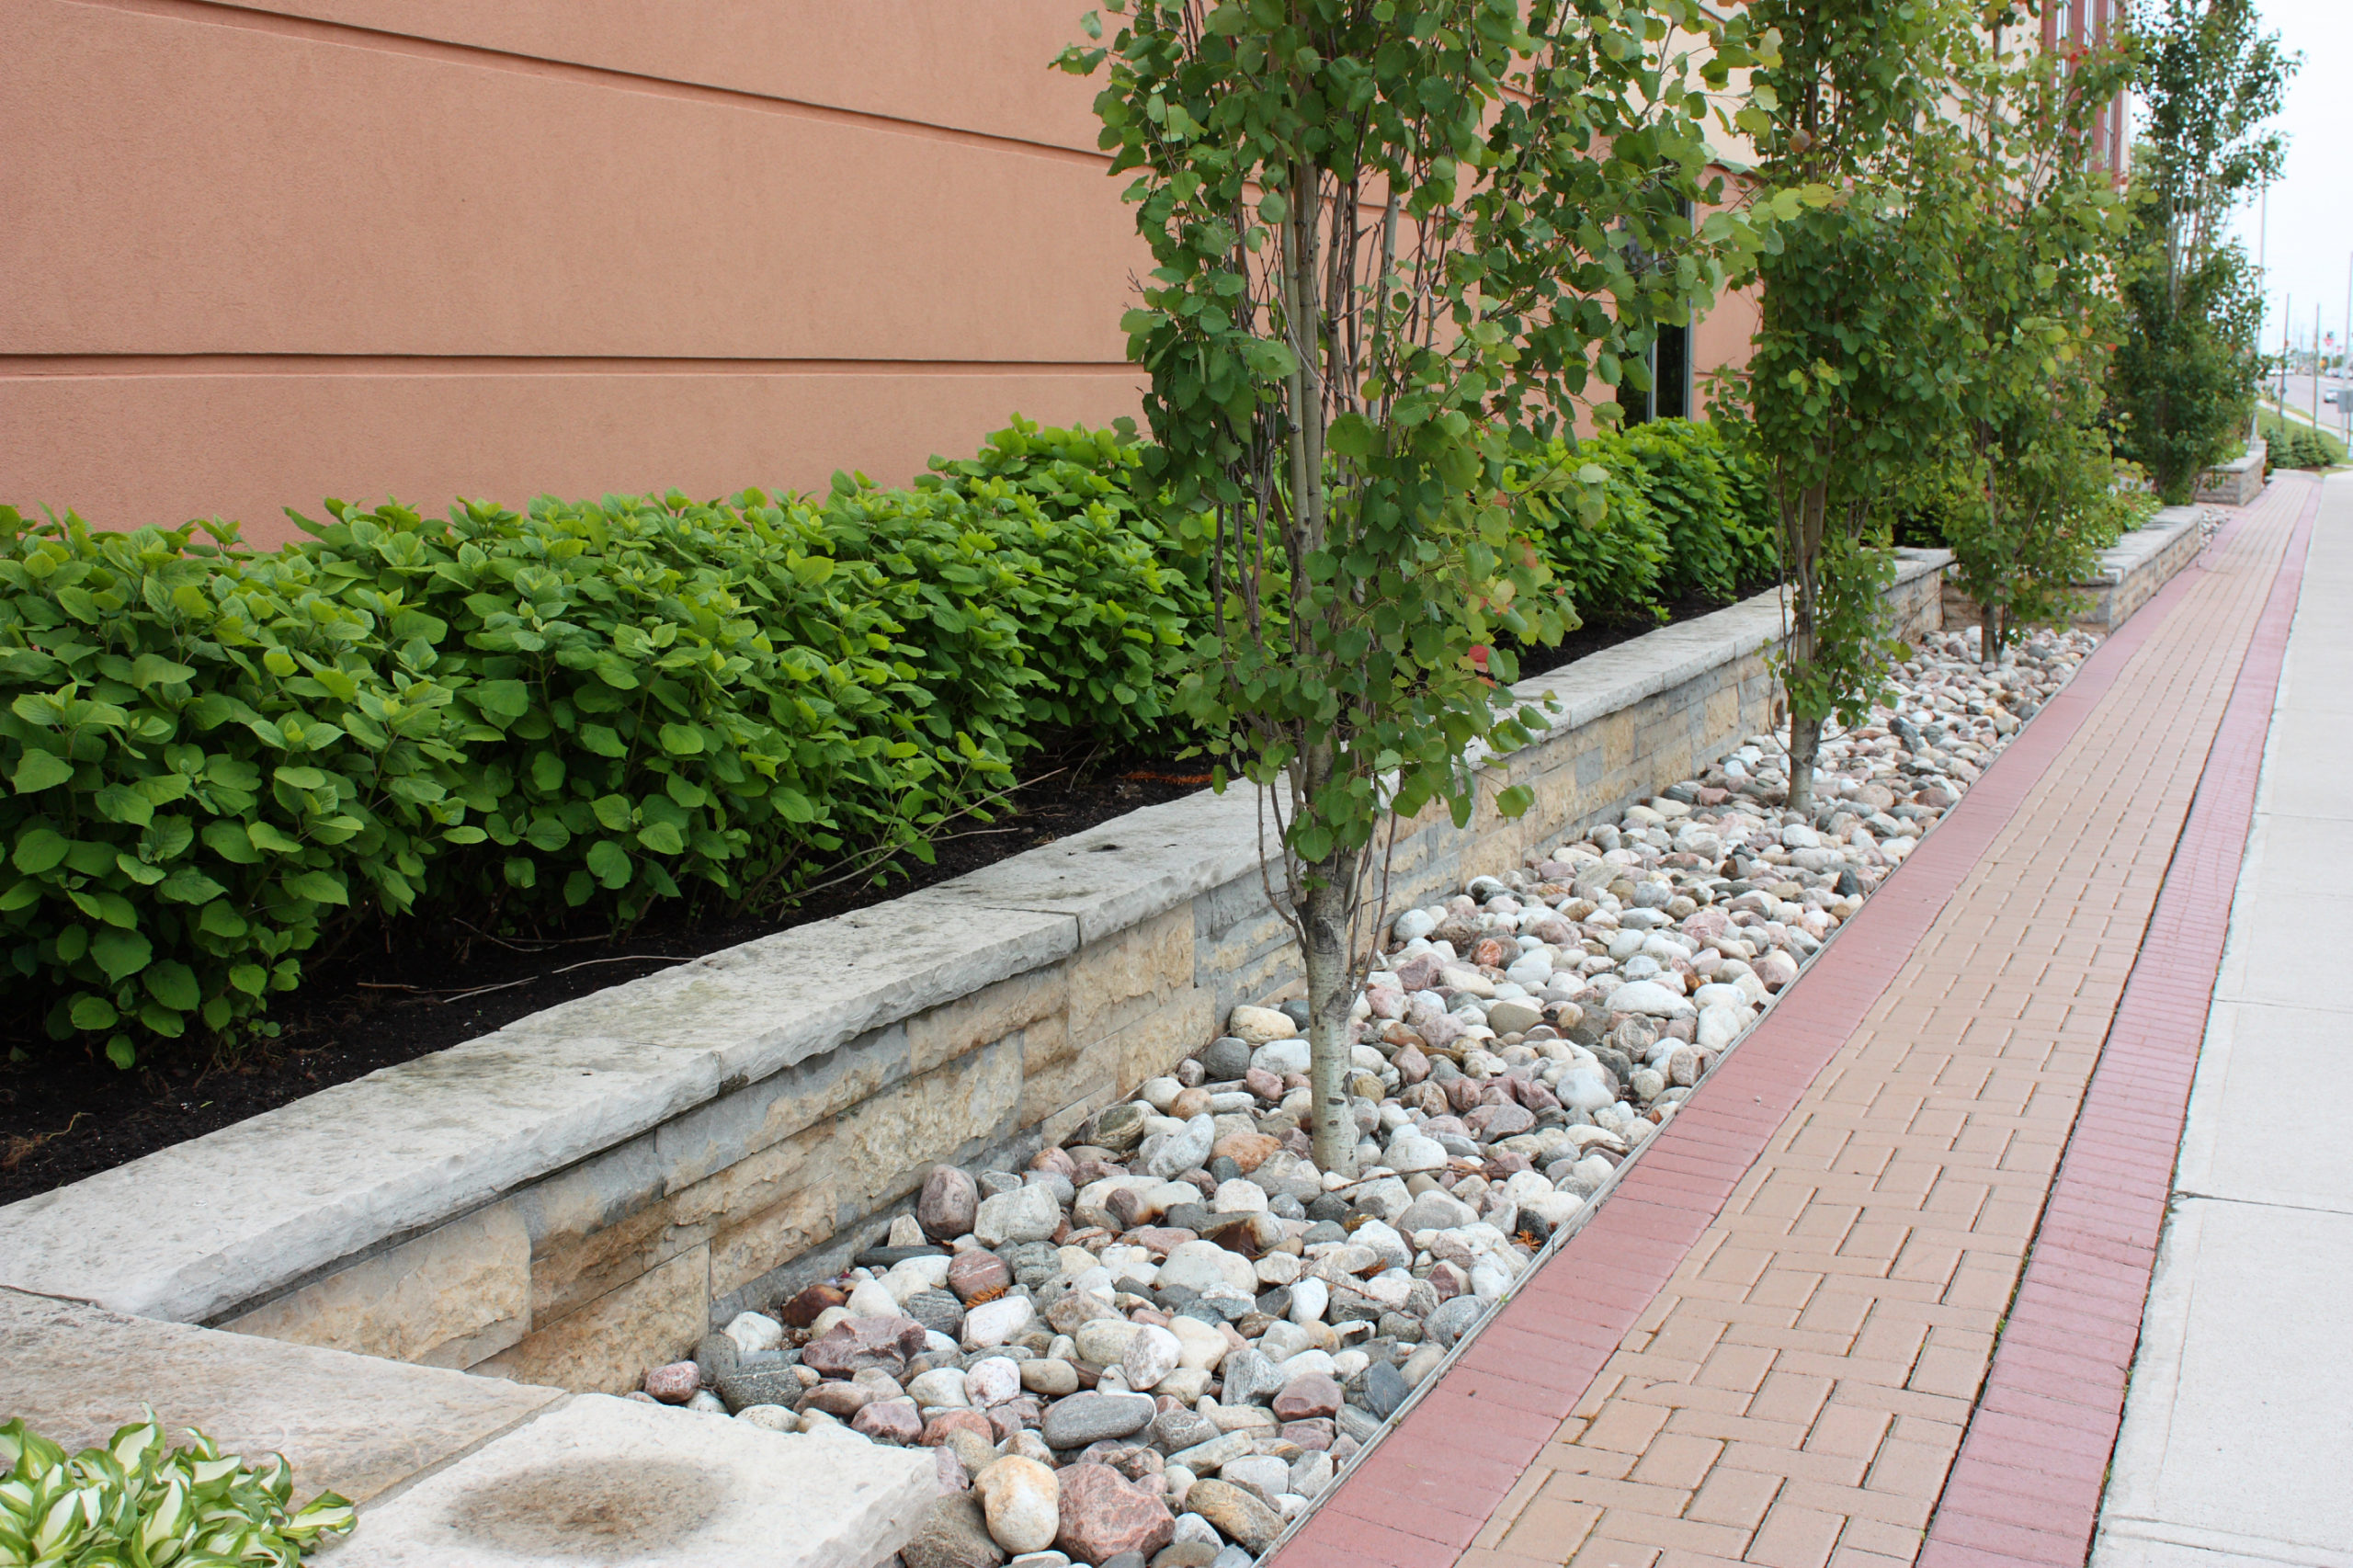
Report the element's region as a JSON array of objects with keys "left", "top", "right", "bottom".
[
  {"left": 0, "top": 1287, "right": 560, "bottom": 1505},
  {"left": 330, "top": 1392, "right": 937, "bottom": 1567},
  {"left": 1509, "top": 551, "right": 1946, "bottom": 731},
  {"left": 940, "top": 787, "right": 1268, "bottom": 946},
  {"left": 0, "top": 889, "right": 1078, "bottom": 1325}
]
